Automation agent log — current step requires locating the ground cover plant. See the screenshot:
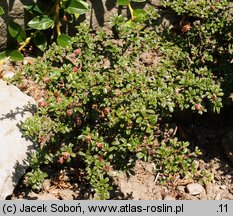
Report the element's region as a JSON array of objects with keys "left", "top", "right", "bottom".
[{"left": 8, "top": 0, "right": 233, "bottom": 199}]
